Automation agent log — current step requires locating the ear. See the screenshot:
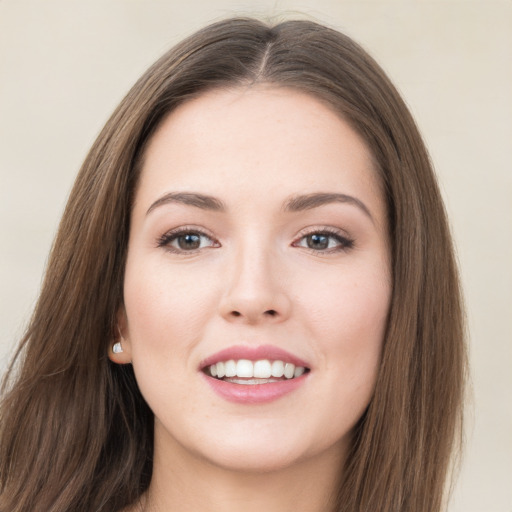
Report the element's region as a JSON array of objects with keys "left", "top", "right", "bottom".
[{"left": 108, "top": 307, "right": 133, "bottom": 365}]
